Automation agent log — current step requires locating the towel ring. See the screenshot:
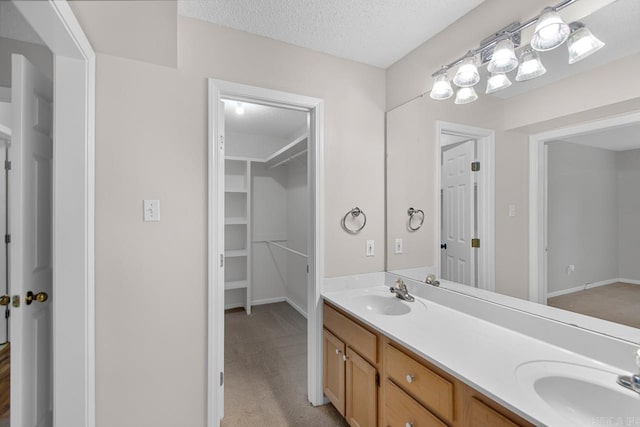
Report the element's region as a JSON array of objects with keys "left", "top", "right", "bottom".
[
  {"left": 341, "top": 207, "right": 367, "bottom": 234},
  {"left": 407, "top": 207, "right": 424, "bottom": 231}
]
